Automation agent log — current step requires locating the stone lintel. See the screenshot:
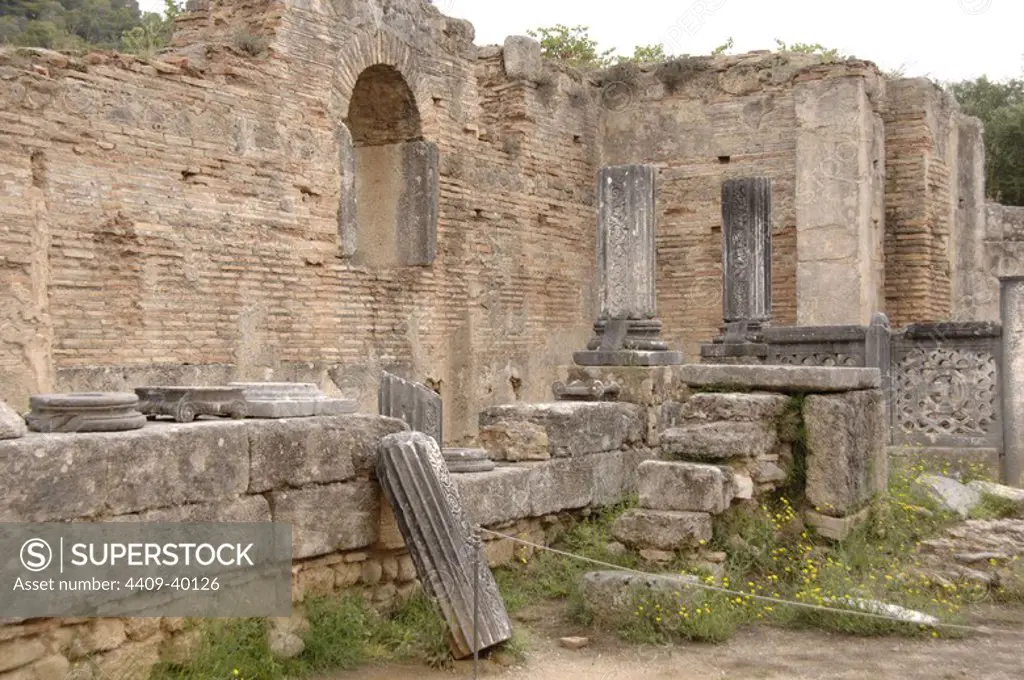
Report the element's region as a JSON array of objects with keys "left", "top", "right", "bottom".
[{"left": 678, "top": 364, "right": 880, "bottom": 392}]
